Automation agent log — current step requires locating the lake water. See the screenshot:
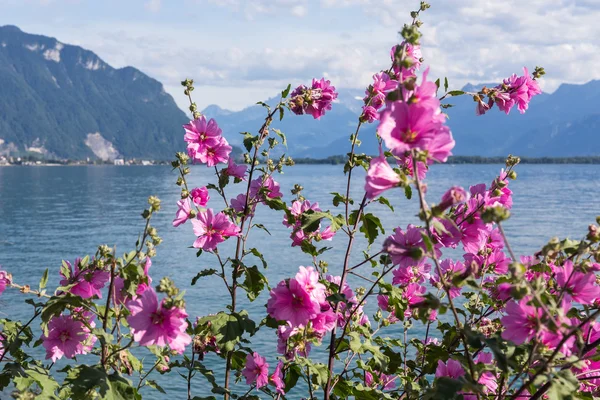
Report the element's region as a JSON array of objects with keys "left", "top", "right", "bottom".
[{"left": 1, "top": 164, "right": 599, "bottom": 398}]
